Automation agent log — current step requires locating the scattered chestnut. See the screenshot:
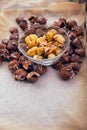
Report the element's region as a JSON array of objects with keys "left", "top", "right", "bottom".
[
  {"left": 36, "top": 17, "right": 46, "bottom": 25},
  {"left": 36, "top": 65, "right": 47, "bottom": 75},
  {"left": 9, "top": 27, "right": 19, "bottom": 34},
  {"left": 52, "top": 61, "right": 63, "bottom": 70},
  {"left": 14, "top": 69, "right": 27, "bottom": 81},
  {"left": 8, "top": 60, "right": 20, "bottom": 73},
  {"left": 27, "top": 71, "right": 40, "bottom": 83},
  {"left": 59, "top": 65, "right": 73, "bottom": 80}
]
